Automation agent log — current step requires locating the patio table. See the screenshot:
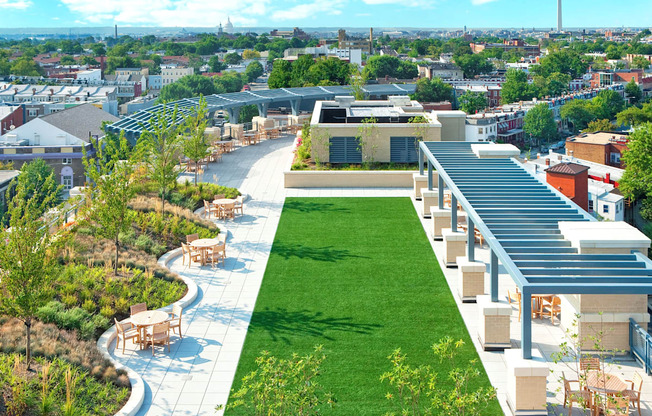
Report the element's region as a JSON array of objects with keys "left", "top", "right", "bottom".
[
  {"left": 130, "top": 310, "right": 169, "bottom": 349},
  {"left": 190, "top": 238, "right": 221, "bottom": 265},
  {"left": 585, "top": 371, "right": 629, "bottom": 415},
  {"left": 215, "top": 140, "right": 233, "bottom": 152}
]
